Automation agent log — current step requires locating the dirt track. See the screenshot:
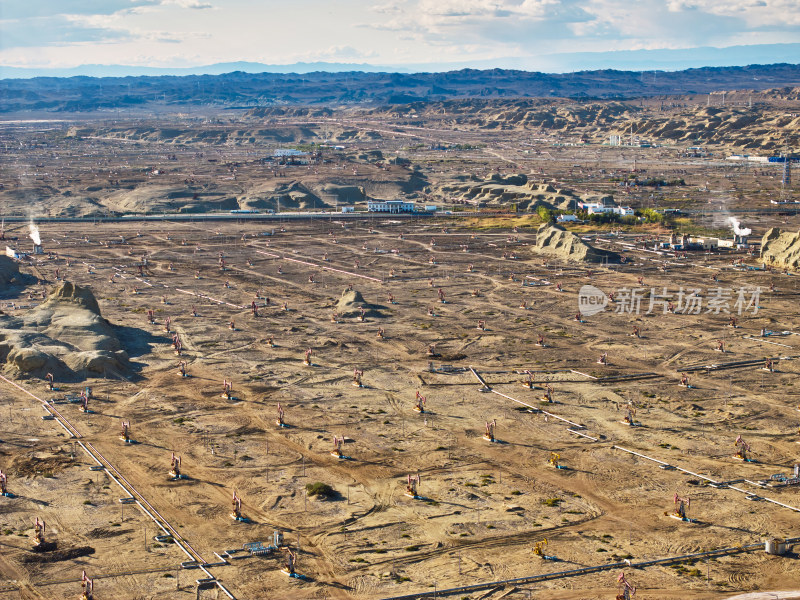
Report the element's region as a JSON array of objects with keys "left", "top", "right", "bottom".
[{"left": 1, "top": 218, "right": 800, "bottom": 599}]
